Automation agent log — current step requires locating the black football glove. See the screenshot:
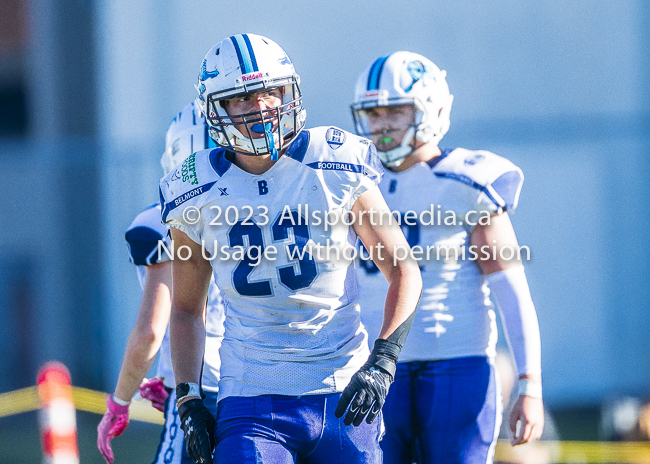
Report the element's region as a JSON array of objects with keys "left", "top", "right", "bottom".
[
  {"left": 335, "top": 360, "right": 393, "bottom": 426},
  {"left": 178, "top": 399, "right": 215, "bottom": 464},
  {"left": 335, "top": 338, "right": 401, "bottom": 426},
  {"left": 335, "top": 311, "right": 416, "bottom": 426}
]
